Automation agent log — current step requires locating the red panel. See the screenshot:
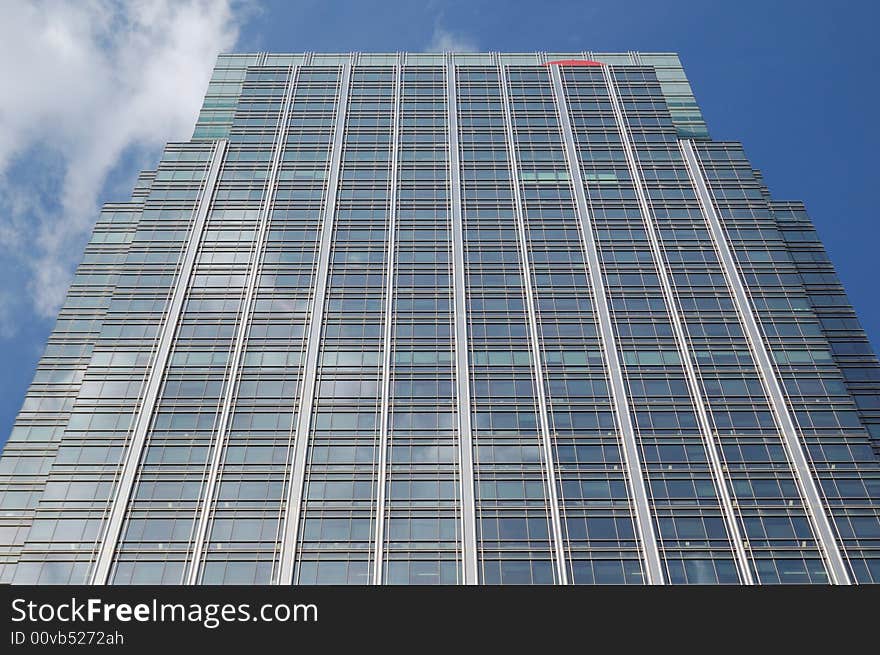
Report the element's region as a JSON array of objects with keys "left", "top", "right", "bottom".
[{"left": 544, "top": 59, "right": 604, "bottom": 67}]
